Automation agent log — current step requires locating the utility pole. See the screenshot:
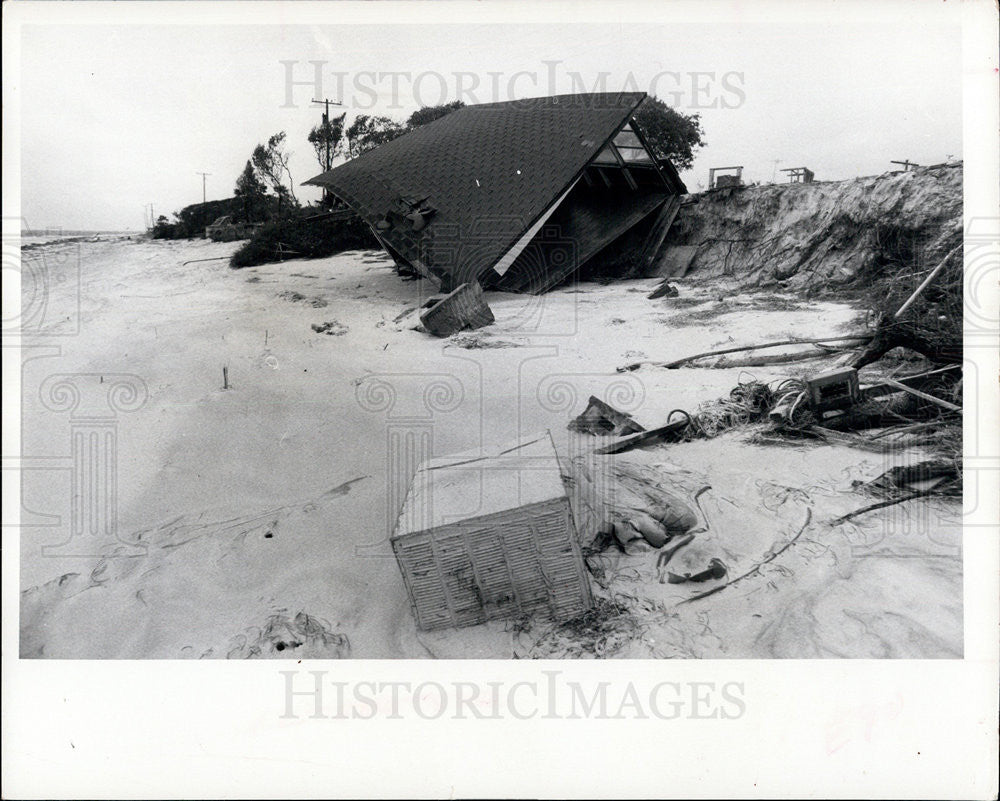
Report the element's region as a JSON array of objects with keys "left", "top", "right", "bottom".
[
  {"left": 196, "top": 172, "right": 211, "bottom": 204},
  {"left": 311, "top": 97, "right": 344, "bottom": 206},
  {"left": 311, "top": 98, "right": 343, "bottom": 171},
  {"left": 771, "top": 159, "right": 781, "bottom": 183}
]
